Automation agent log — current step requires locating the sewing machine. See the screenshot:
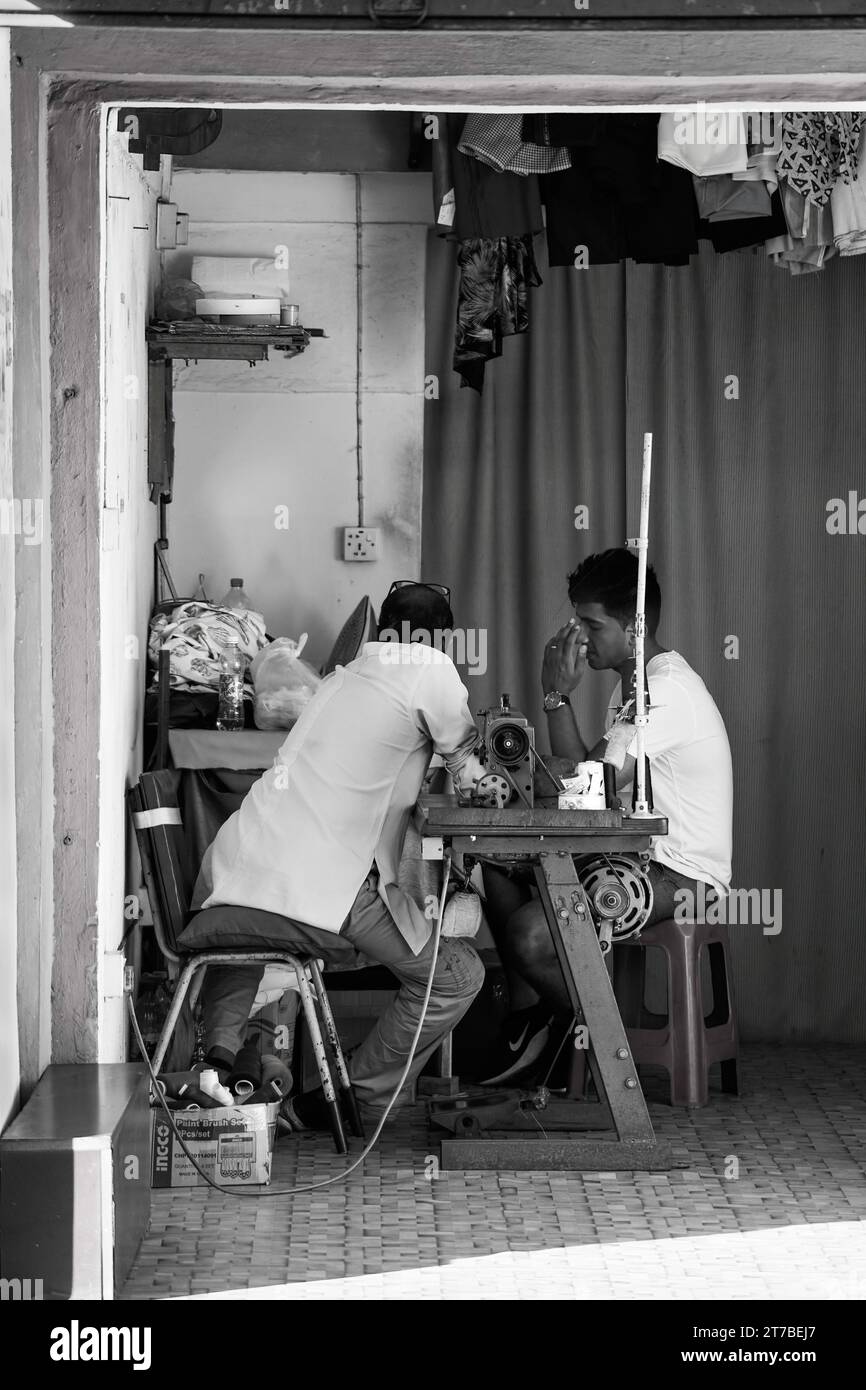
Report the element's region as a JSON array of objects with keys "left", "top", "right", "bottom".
[{"left": 415, "top": 787, "right": 673, "bottom": 1173}]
